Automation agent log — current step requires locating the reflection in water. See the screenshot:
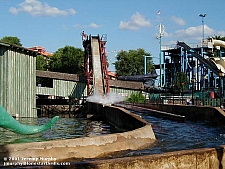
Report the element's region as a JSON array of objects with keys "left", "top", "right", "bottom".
[
  {"left": 85, "top": 121, "right": 111, "bottom": 137},
  {"left": 121, "top": 109, "right": 225, "bottom": 157},
  {"left": 0, "top": 118, "right": 111, "bottom": 145},
  {"left": 1, "top": 109, "right": 225, "bottom": 158}
]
